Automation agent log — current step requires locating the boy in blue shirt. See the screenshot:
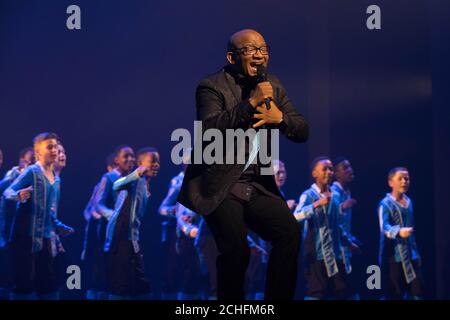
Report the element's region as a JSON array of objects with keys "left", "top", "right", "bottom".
[
  {"left": 105, "top": 147, "right": 160, "bottom": 300},
  {"left": 378, "top": 167, "right": 424, "bottom": 299},
  {"left": 331, "top": 157, "right": 361, "bottom": 299},
  {"left": 93, "top": 145, "right": 136, "bottom": 299},
  {"left": 81, "top": 153, "right": 115, "bottom": 300},
  {"left": 294, "top": 157, "right": 358, "bottom": 299},
  {"left": 0, "top": 147, "right": 34, "bottom": 298},
  {"left": 3, "top": 133, "right": 73, "bottom": 300}
]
